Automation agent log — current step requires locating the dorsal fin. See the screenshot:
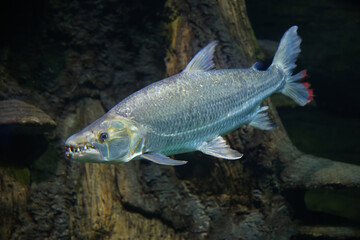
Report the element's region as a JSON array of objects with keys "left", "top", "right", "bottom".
[{"left": 183, "top": 41, "right": 218, "bottom": 72}]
